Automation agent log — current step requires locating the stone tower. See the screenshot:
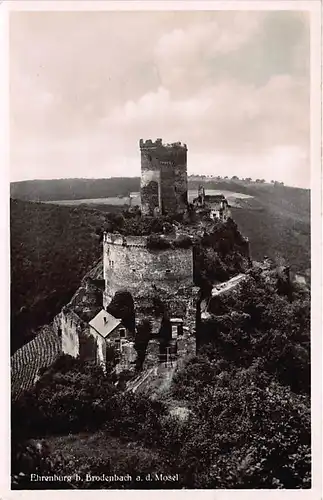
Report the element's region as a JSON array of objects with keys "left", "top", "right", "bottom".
[{"left": 139, "top": 138, "right": 188, "bottom": 216}]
